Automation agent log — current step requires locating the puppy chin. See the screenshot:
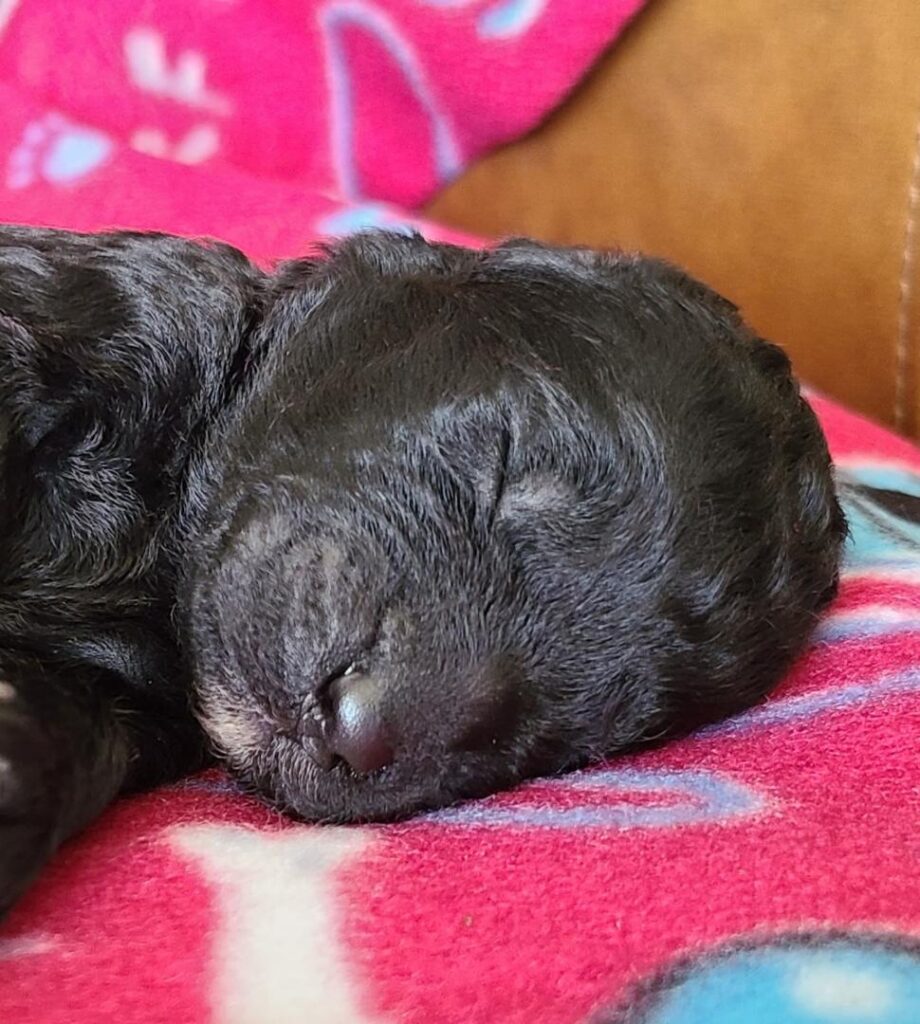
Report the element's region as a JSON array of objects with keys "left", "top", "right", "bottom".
[
  {"left": 233, "top": 753, "right": 420, "bottom": 824},
  {"left": 226, "top": 722, "right": 517, "bottom": 823}
]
